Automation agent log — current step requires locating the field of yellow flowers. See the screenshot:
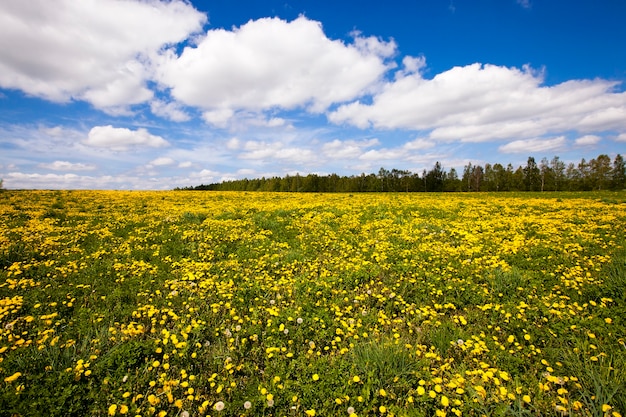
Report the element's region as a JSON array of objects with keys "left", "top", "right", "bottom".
[{"left": 1, "top": 190, "right": 625, "bottom": 416}]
